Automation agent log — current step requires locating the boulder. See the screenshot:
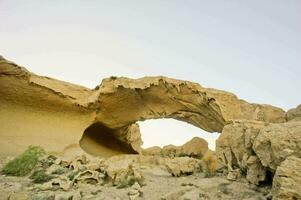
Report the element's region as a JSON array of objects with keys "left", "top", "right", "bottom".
[
  {"left": 142, "top": 146, "right": 162, "bottom": 156},
  {"left": 286, "top": 104, "right": 301, "bottom": 121},
  {"left": 176, "top": 137, "right": 208, "bottom": 159},
  {"left": 162, "top": 144, "right": 178, "bottom": 158},
  {"left": 100, "top": 155, "right": 144, "bottom": 187},
  {"left": 216, "top": 119, "right": 301, "bottom": 187},
  {"left": 216, "top": 120, "right": 268, "bottom": 184},
  {"left": 272, "top": 156, "right": 301, "bottom": 200},
  {"left": 253, "top": 121, "right": 301, "bottom": 171},
  {"left": 164, "top": 157, "right": 202, "bottom": 177}
]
